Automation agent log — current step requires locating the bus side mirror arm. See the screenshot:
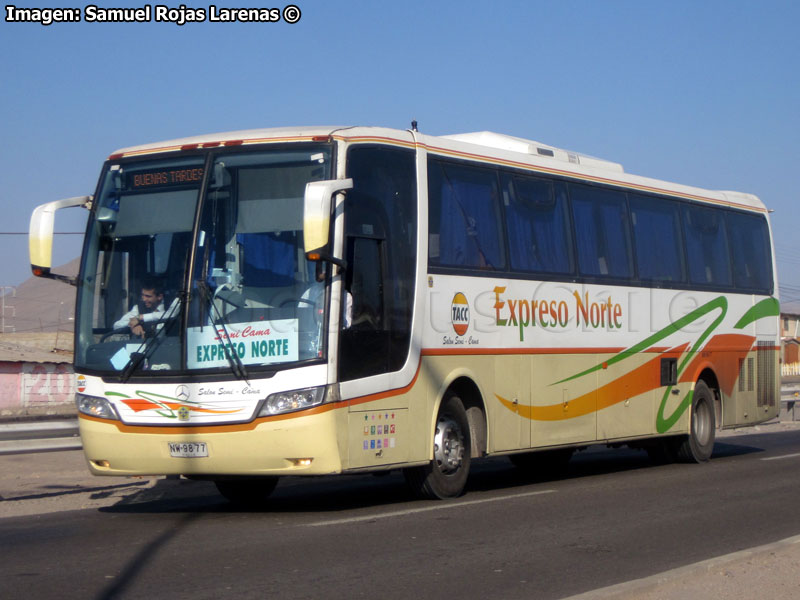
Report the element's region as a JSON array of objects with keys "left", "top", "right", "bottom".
[
  {"left": 29, "top": 195, "right": 92, "bottom": 286},
  {"left": 306, "top": 250, "right": 347, "bottom": 271},
  {"left": 303, "top": 179, "right": 352, "bottom": 270}
]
